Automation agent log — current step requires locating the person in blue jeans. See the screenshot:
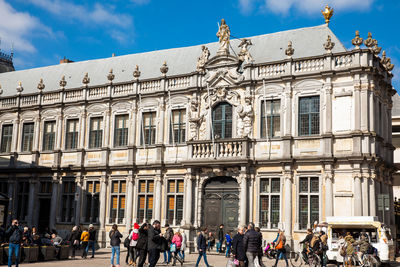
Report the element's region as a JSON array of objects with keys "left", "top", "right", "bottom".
[
  {"left": 195, "top": 228, "right": 210, "bottom": 267},
  {"left": 86, "top": 224, "right": 97, "bottom": 258},
  {"left": 225, "top": 231, "right": 232, "bottom": 258},
  {"left": 6, "top": 219, "right": 23, "bottom": 267},
  {"left": 109, "top": 224, "right": 123, "bottom": 267}
]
